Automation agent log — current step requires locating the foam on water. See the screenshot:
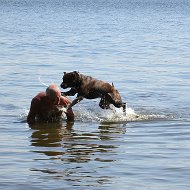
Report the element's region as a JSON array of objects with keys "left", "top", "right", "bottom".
[
  {"left": 20, "top": 104, "right": 174, "bottom": 124},
  {"left": 73, "top": 104, "right": 173, "bottom": 123}
]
